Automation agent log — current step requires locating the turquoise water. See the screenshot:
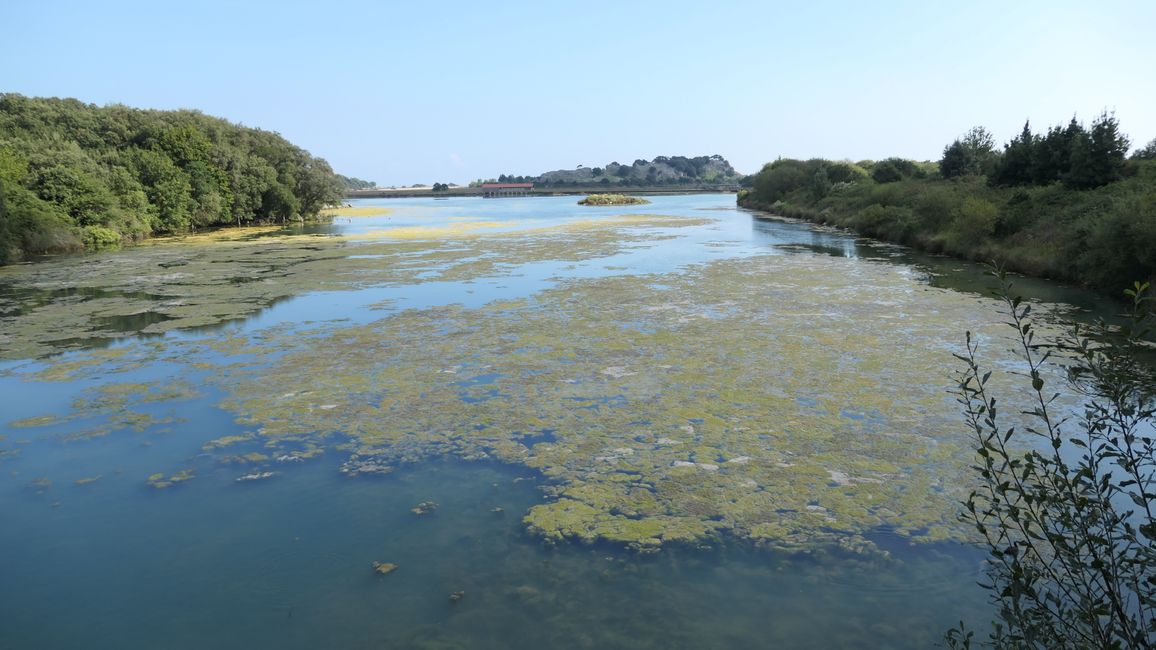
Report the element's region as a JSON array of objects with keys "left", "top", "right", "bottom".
[{"left": 0, "top": 194, "right": 1114, "bottom": 648}]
